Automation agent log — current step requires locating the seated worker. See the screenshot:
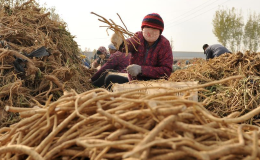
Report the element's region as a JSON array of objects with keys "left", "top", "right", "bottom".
[
  {"left": 203, "top": 44, "right": 231, "bottom": 60},
  {"left": 83, "top": 57, "right": 91, "bottom": 68},
  {"left": 91, "top": 46, "right": 110, "bottom": 69},
  {"left": 108, "top": 13, "right": 173, "bottom": 85},
  {"left": 79, "top": 54, "right": 90, "bottom": 68},
  {"left": 108, "top": 43, "right": 117, "bottom": 54},
  {"left": 90, "top": 43, "right": 130, "bottom": 88}
]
